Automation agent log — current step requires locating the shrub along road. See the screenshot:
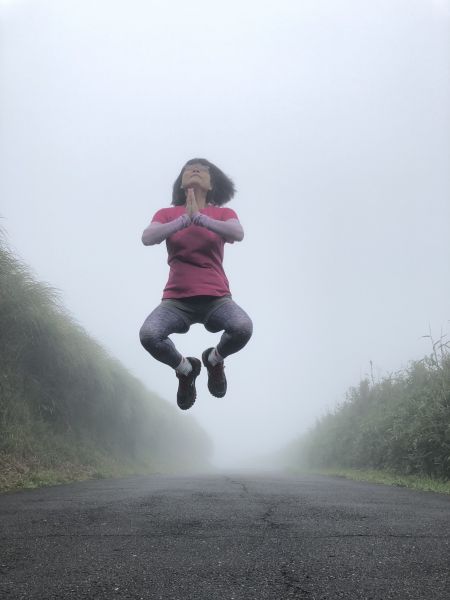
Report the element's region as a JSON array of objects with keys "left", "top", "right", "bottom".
[{"left": 0, "top": 473, "right": 449, "bottom": 599}]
